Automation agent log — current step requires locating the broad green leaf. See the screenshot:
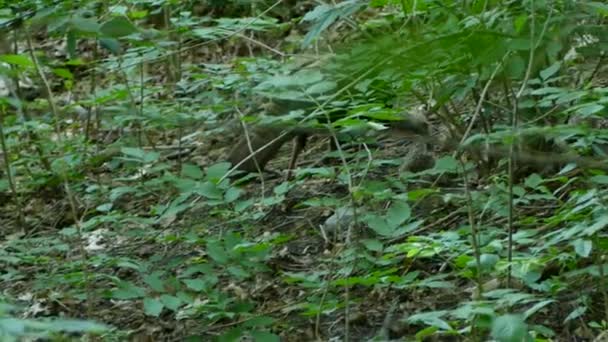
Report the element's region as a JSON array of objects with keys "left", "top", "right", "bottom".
[
  {"left": 386, "top": 200, "right": 411, "bottom": 228},
  {"left": 366, "top": 215, "right": 394, "bottom": 237},
  {"left": 143, "top": 298, "right": 163, "bottom": 317},
  {"left": 69, "top": 17, "right": 100, "bottom": 34},
  {"left": 99, "top": 37, "right": 122, "bottom": 54},
  {"left": 408, "top": 311, "right": 452, "bottom": 331},
  {"left": 415, "top": 326, "right": 440, "bottom": 341},
  {"left": 52, "top": 68, "right": 74, "bottom": 80},
  {"left": 0, "top": 55, "right": 34, "bottom": 68},
  {"left": 584, "top": 214, "right": 608, "bottom": 235},
  {"left": 160, "top": 295, "right": 182, "bottom": 311},
  {"left": 306, "top": 80, "right": 337, "bottom": 94},
  {"left": 433, "top": 156, "right": 458, "bottom": 172},
  {"left": 224, "top": 187, "right": 242, "bottom": 203},
  {"left": 513, "top": 14, "right": 527, "bottom": 33},
  {"left": 197, "top": 181, "right": 223, "bottom": 200},
  {"left": 539, "top": 62, "right": 560, "bottom": 81},
  {"left": 142, "top": 272, "right": 165, "bottom": 292},
  {"left": 564, "top": 306, "right": 586, "bottom": 322},
  {"left": 576, "top": 104, "right": 604, "bottom": 117},
  {"left": 524, "top": 299, "right": 555, "bottom": 318},
  {"left": 218, "top": 328, "right": 245, "bottom": 342},
  {"left": 183, "top": 278, "right": 207, "bottom": 292},
  {"left": 100, "top": 16, "right": 138, "bottom": 37},
  {"left": 111, "top": 282, "right": 145, "bottom": 300},
  {"left": 361, "top": 239, "right": 383, "bottom": 252},
  {"left": 121, "top": 147, "right": 159, "bottom": 163},
  {"left": 491, "top": 314, "right": 528, "bottom": 342},
  {"left": 181, "top": 163, "right": 204, "bottom": 179},
  {"left": 207, "top": 241, "right": 229, "bottom": 264},
  {"left": 524, "top": 173, "right": 543, "bottom": 189},
  {"left": 206, "top": 162, "right": 232, "bottom": 181},
  {"left": 44, "top": 319, "right": 108, "bottom": 333},
  {"left": 250, "top": 331, "right": 280, "bottom": 342},
  {"left": 479, "top": 254, "right": 500, "bottom": 271},
  {"left": 571, "top": 239, "right": 592, "bottom": 257},
  {"left": 586, "top": 2, "right": 608, "bottom": 16},
  {"left": 227, "top": 265, "right": 250, "bottom": 279},
  {"left": 242, "top": 316, "right": 276, "bottom": 328},
  {"left": 96, "top": 203, "right": 113, "bottom": 212}
]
